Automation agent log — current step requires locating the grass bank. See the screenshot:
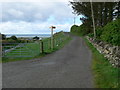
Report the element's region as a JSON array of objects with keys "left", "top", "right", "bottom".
[
  {"left": 2, "top": 32, "right": 71, "bottom": 63},
  {"left": 84, "top": 37, "right": 120, "bottom": 88}
]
